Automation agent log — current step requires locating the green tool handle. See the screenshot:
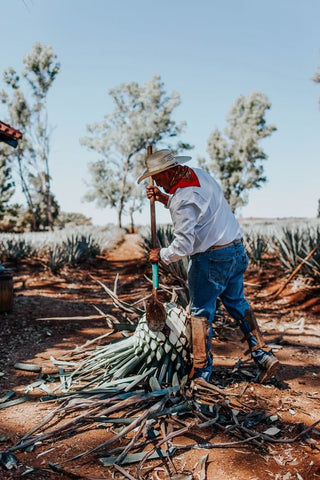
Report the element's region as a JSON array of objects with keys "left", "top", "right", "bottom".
[{"left": 152, "top": 263, "right": 159, "bottom": 289}]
